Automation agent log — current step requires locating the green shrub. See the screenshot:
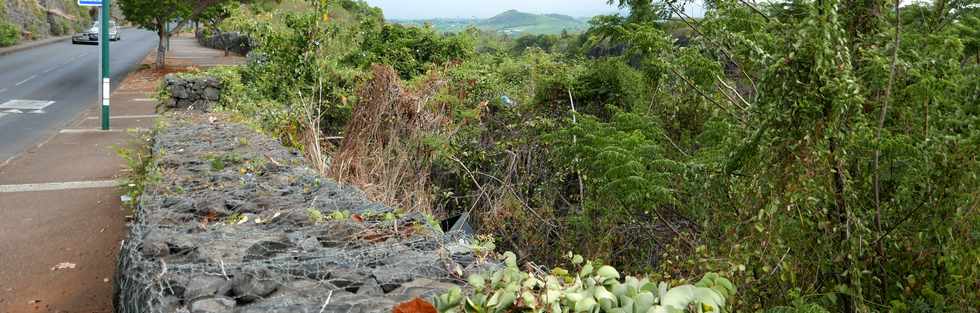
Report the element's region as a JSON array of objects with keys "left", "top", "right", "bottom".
[
  {"left": 351, "top": 23, "right": 475, "bottom": 79},
  {"left": 0, "top": 21, "right": 20, "bottom": 47},
  {"left": 435, "top": 252, "right": 736, "bottom": 313},
  {"left": 571, "top": 58, "right": 648, "bottom": 120}
]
